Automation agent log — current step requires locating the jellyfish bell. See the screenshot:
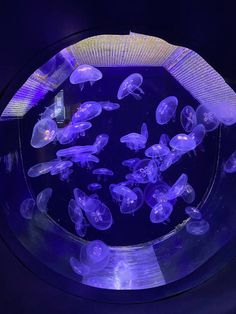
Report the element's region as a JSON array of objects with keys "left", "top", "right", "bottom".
[
  {"left": 144, "top": 181, "right": 176, "bottom": 207},
  {"left": 146, "top": 159, "right": 159, "bottom": 183},
  {"left": 71, "top": 153, "right": 99, "bottom": 168},
  {"left": 189, "top": 124, "right": 206, "bottom": 146},
  {"left": 120, "top": 133, "right": 147, "bottom": 151},
  {"left": 150, "top": 201, "right": 173, "bottom": 223},
  {"left": 69, "top": 256, "right": 90, "bottom": 276},
  {"left": 140, "top": 122, "right": 149, "bottom": 140},
  {"left": 180, "top": 105, "right": 197, "bottom": 133},
  {"left": 159, "top": 133, "right": 170, "bottom": 146},
  {"left": 120, "top": 187, "right": 144, "bottom": 214},
  {"left": 27, "top": 161, "right": 57, "bottom": 178},
  {"left": 159, "top": 150, "right": 182, "bottom": 172},
  {"left": 92, "top": 168, "right": 114, "bottom": 178},
  {"left": 224, "top": 150, "right": 236, "bottom": 173},
  {"left": 155, "top": 96, "right": 178, "bottom": 125},
  {"left": 169, "top": 133, "right": 196, "bottom": 152},
  {"left": 166, "top": 173, "right": 188, "bottom": 200},
  {"left": 100, "top": 101, "right": 120, "bottom": 111},
  {"left": 69, "top": 64, "right": 102, "bottom": 90},
  {"left": 93, "top": 134, "right": 109, "bottom": 154},
  {"left": 56, "top": 145, "right": 97, "bottom": 158},
  {"left": 71, "top": 121, "right": 92, "bottom": 137},
  {"left": 122, "top": 158, "right": 140, "bottom": 170},
  {"left": 132, "top": 158, "right": 156, "bottom": 184},
  {"left": 75, "top": 217, "right": 88, "bottom": 237},
  {"left": 56, "top": 125, "right": 76, "bottom": 145},
  {"left": 36, "top": 187, "right": 53, "bottom": 213},
  {"left": 68, "top": 198, "right": 84, "bottom": 223},
  {"left": 87, "top": 183, "right": 102, "bottom": 191},
  {"left": 145, "top": 144, "right": 170, "bottom": 159},
  {"left": 72, "top": 101, "right": 102, "bottom": 123},
  {"left": 73, "top": 188, "right": 88, "bottom": 211},
  {"left": 185, "top": 206, "right": 202, "bottom": 220},
  {"left": 20, "top": 198, "right": 35, "bottom": 220},
  {"left": 117, "top": 73, "right": 144, "bottom": 100},
  {"left": 196, "top": 104, "right": 220, "bottom": 132},
  {"left": 31, "top": 118, "right": 57, "bottom": 148},
  {"left": 186, "top": 219, "right": 209, "bottom": 235},
  {"left": 50, "top": 160, "right": 73, "bottom": 176},
  {"left": 112, "top": 185, "right": 137, "bottom": 203},
  {"left": 181, "top": 184, "right": 196, "bottom": 204}
]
